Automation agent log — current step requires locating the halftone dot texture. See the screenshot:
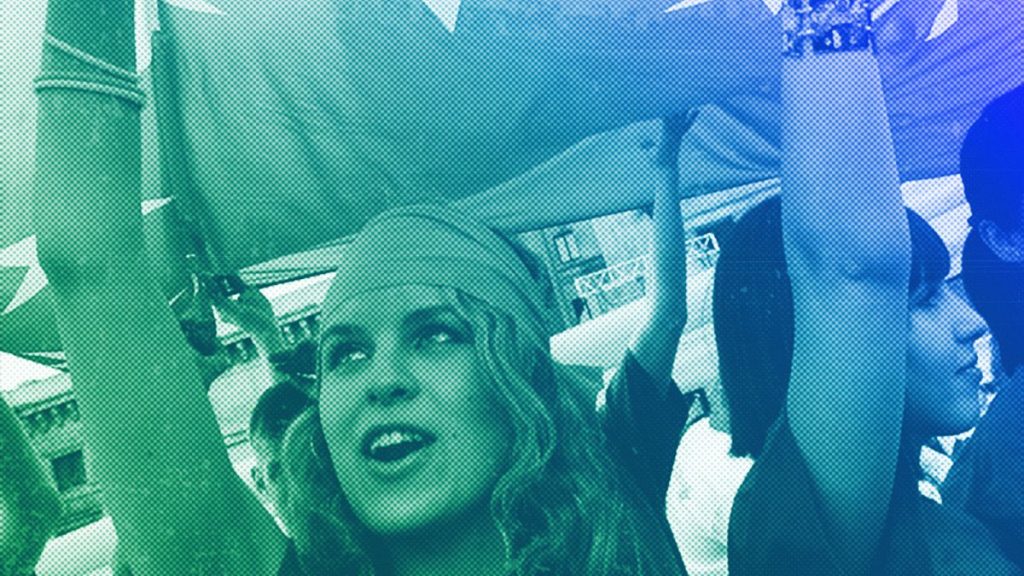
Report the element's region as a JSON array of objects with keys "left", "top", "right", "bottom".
[{"left": 14, "top": 0, "right": 1024, "bottom": 574}]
